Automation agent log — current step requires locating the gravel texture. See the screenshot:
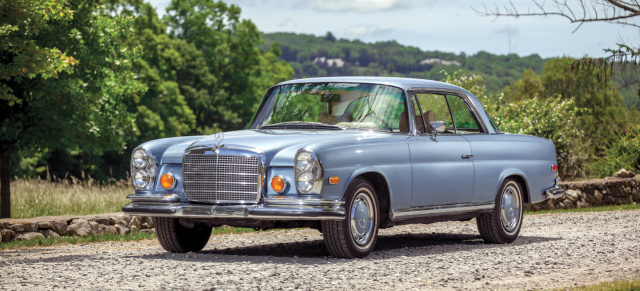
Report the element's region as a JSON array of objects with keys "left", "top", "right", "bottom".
[{"left": 1, "top": 209, "right": 639, "bottom": 290}]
